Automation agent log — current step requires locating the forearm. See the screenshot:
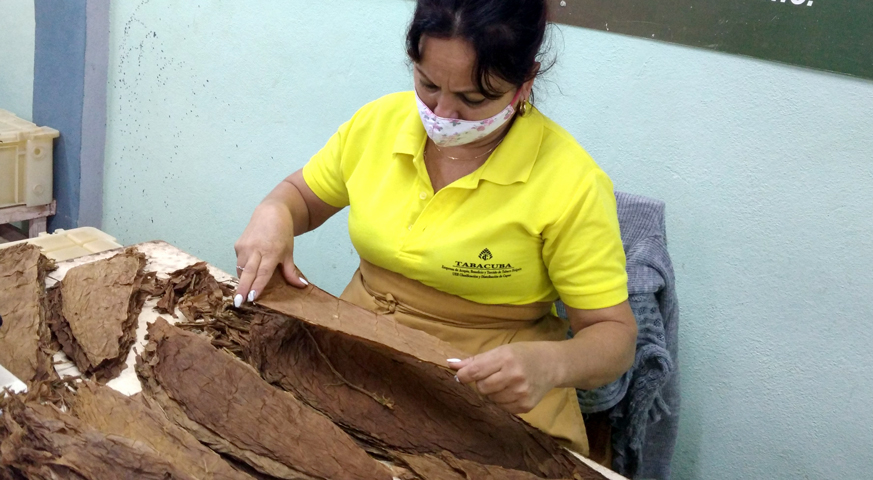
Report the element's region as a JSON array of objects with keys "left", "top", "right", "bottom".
[
  {"left": 259, "top": 177, "right": 311, "bottom": 236},
  {"left": 545, "top": 310, "right": 637, "bottom": 391}
]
